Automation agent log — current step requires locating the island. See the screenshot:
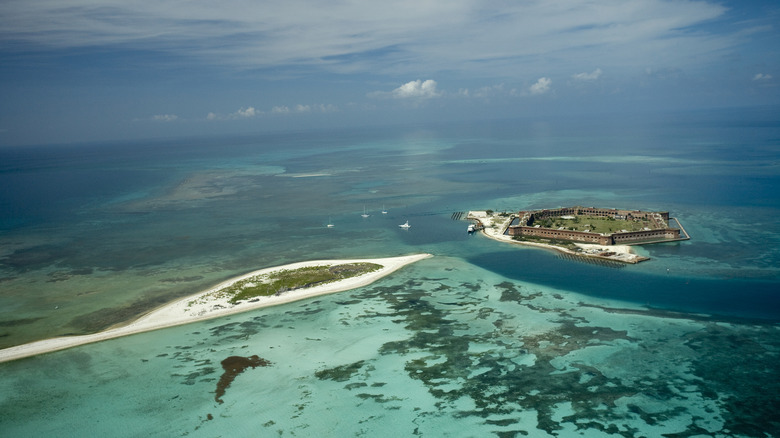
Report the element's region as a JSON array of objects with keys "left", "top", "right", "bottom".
[
  {"left": 0, "top": 253, "right": 432, "bottom": 363},
  {"left": 467, "top": 206, "right": 689, "bottom": 264}
]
